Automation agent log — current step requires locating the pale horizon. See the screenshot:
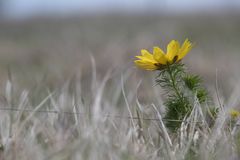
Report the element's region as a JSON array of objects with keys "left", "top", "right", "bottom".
[{"left": 1, "top": 0, "right": 240, "bottom": 19}]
